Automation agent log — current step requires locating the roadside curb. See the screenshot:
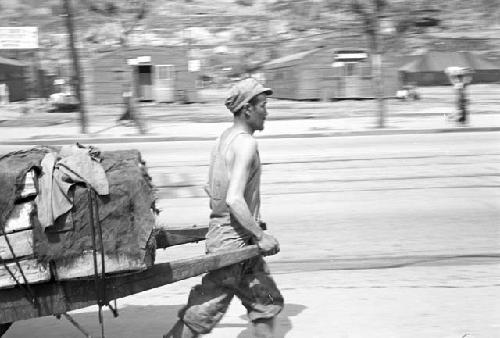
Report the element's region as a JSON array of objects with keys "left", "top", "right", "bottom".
[{"left": 1, "top": 126, "right": 499, "bottom": 145}]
